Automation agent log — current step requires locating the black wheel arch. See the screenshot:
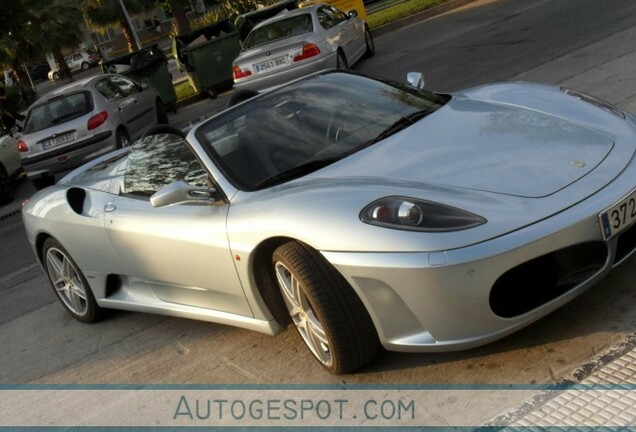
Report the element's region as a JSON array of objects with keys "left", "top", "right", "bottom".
[{"left": 251, "top": 237, "right": 295, "bottom": 327}]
